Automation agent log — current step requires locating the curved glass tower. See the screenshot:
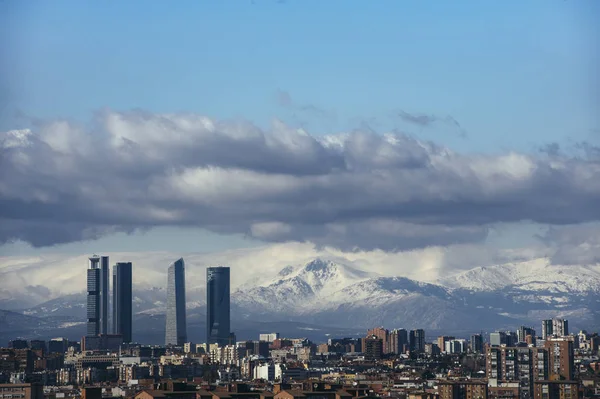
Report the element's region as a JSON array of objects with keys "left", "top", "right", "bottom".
[
  {"left": 165, "top": 258, "right": 187, "bottom": 346},
  {"left": 206, "top": 266, "right": 230, "bottom": 346},
  {"left": 113, "top": 262, "right": 133, "bottom": 343}
]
